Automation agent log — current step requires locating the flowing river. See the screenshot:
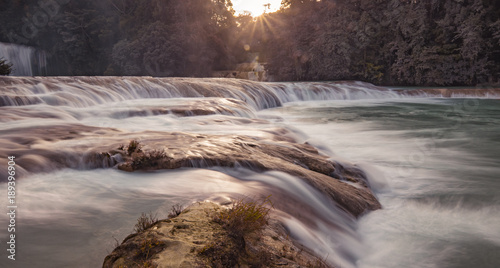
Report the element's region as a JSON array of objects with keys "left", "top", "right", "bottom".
[{"left": 0, "top": 77, "right": 499, "bottom": 268}]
